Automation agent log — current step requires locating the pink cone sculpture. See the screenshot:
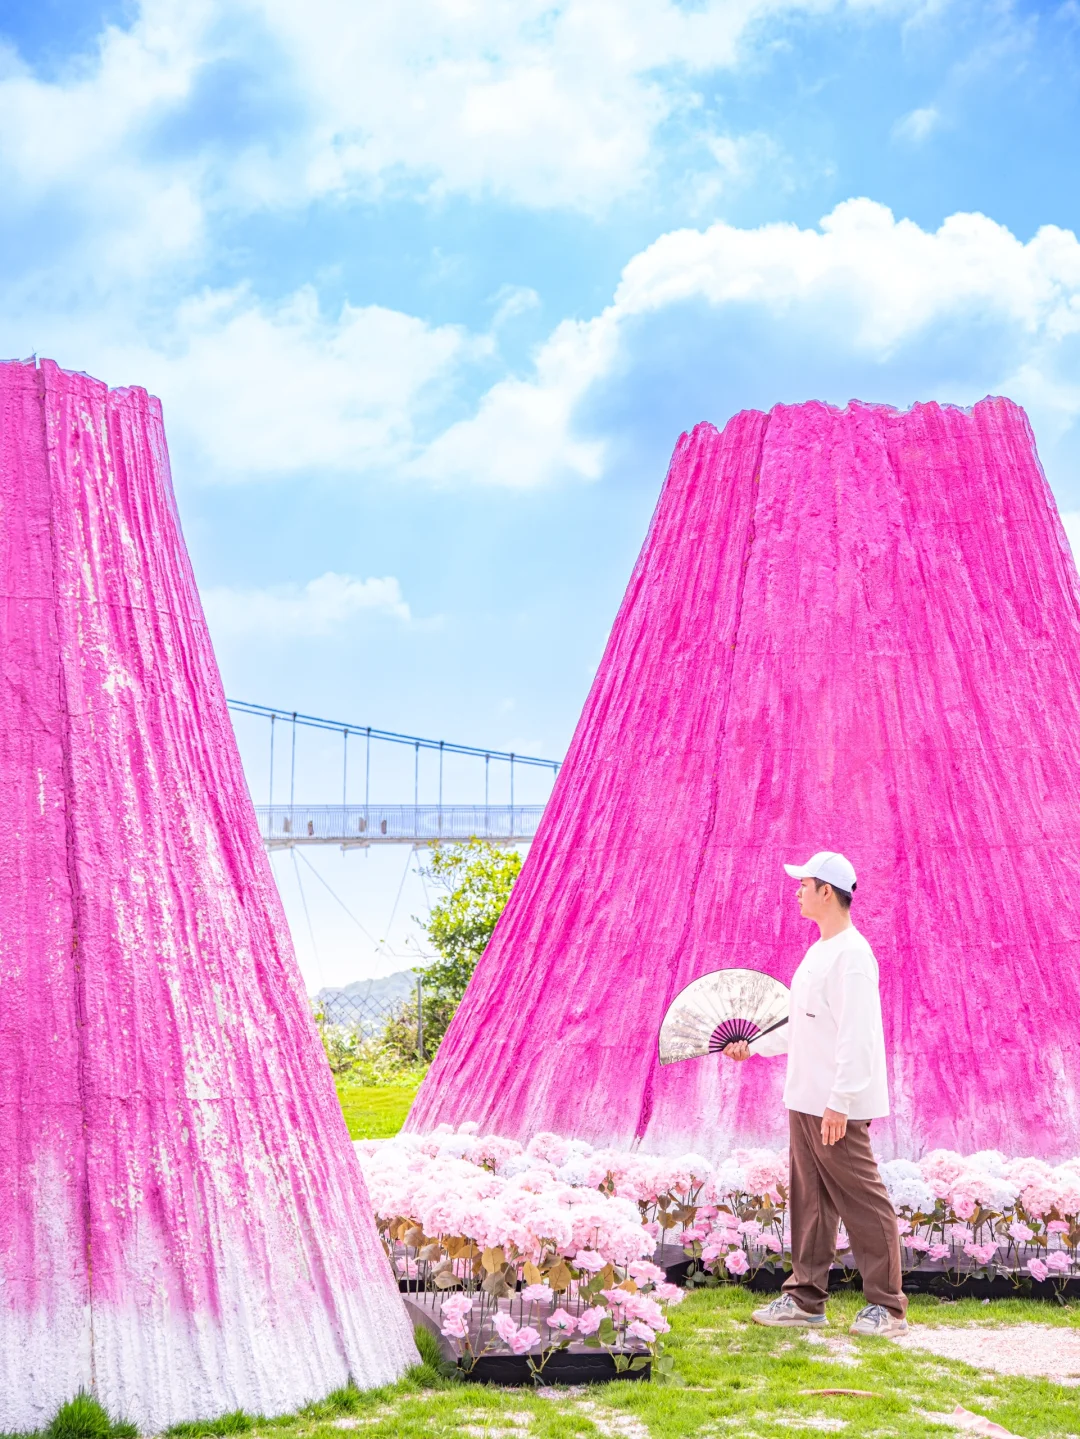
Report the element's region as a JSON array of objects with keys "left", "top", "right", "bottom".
[
  {"left": 410, "top": 397, "right": 1080, "bottom": 1163},
  {"left": 0, "top": 360, "right": 415, "bottom": 1432}
]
